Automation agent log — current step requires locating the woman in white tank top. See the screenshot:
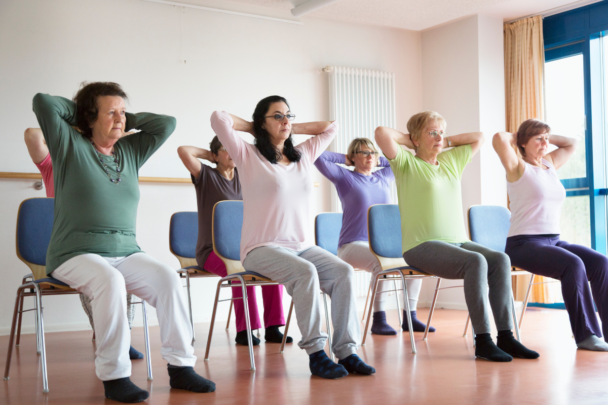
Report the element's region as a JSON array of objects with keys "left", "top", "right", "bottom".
[{"left": 493, "top": 119, "right": 608, "bottom": 352}]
